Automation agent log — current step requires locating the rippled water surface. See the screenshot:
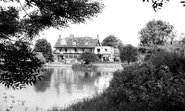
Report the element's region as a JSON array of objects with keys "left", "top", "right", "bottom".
[{"left": 0, "top": 67, "right": 113, "bottom": 111}]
